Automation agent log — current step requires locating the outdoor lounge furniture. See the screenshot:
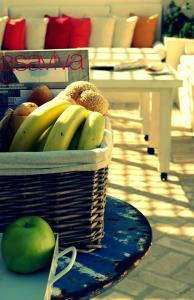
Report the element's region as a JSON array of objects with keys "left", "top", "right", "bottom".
[
  {"left": 0, "top": 0, "right": 165, "bottom": 103},
  {"left": 90, "top": 60, "right": 182, "bottom": 180}
]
